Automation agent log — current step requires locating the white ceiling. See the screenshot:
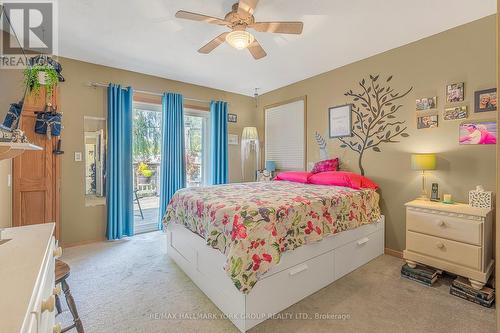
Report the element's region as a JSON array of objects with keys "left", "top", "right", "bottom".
[{"left": 58, "top": 0, "right": 496, "bottom": 96}]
